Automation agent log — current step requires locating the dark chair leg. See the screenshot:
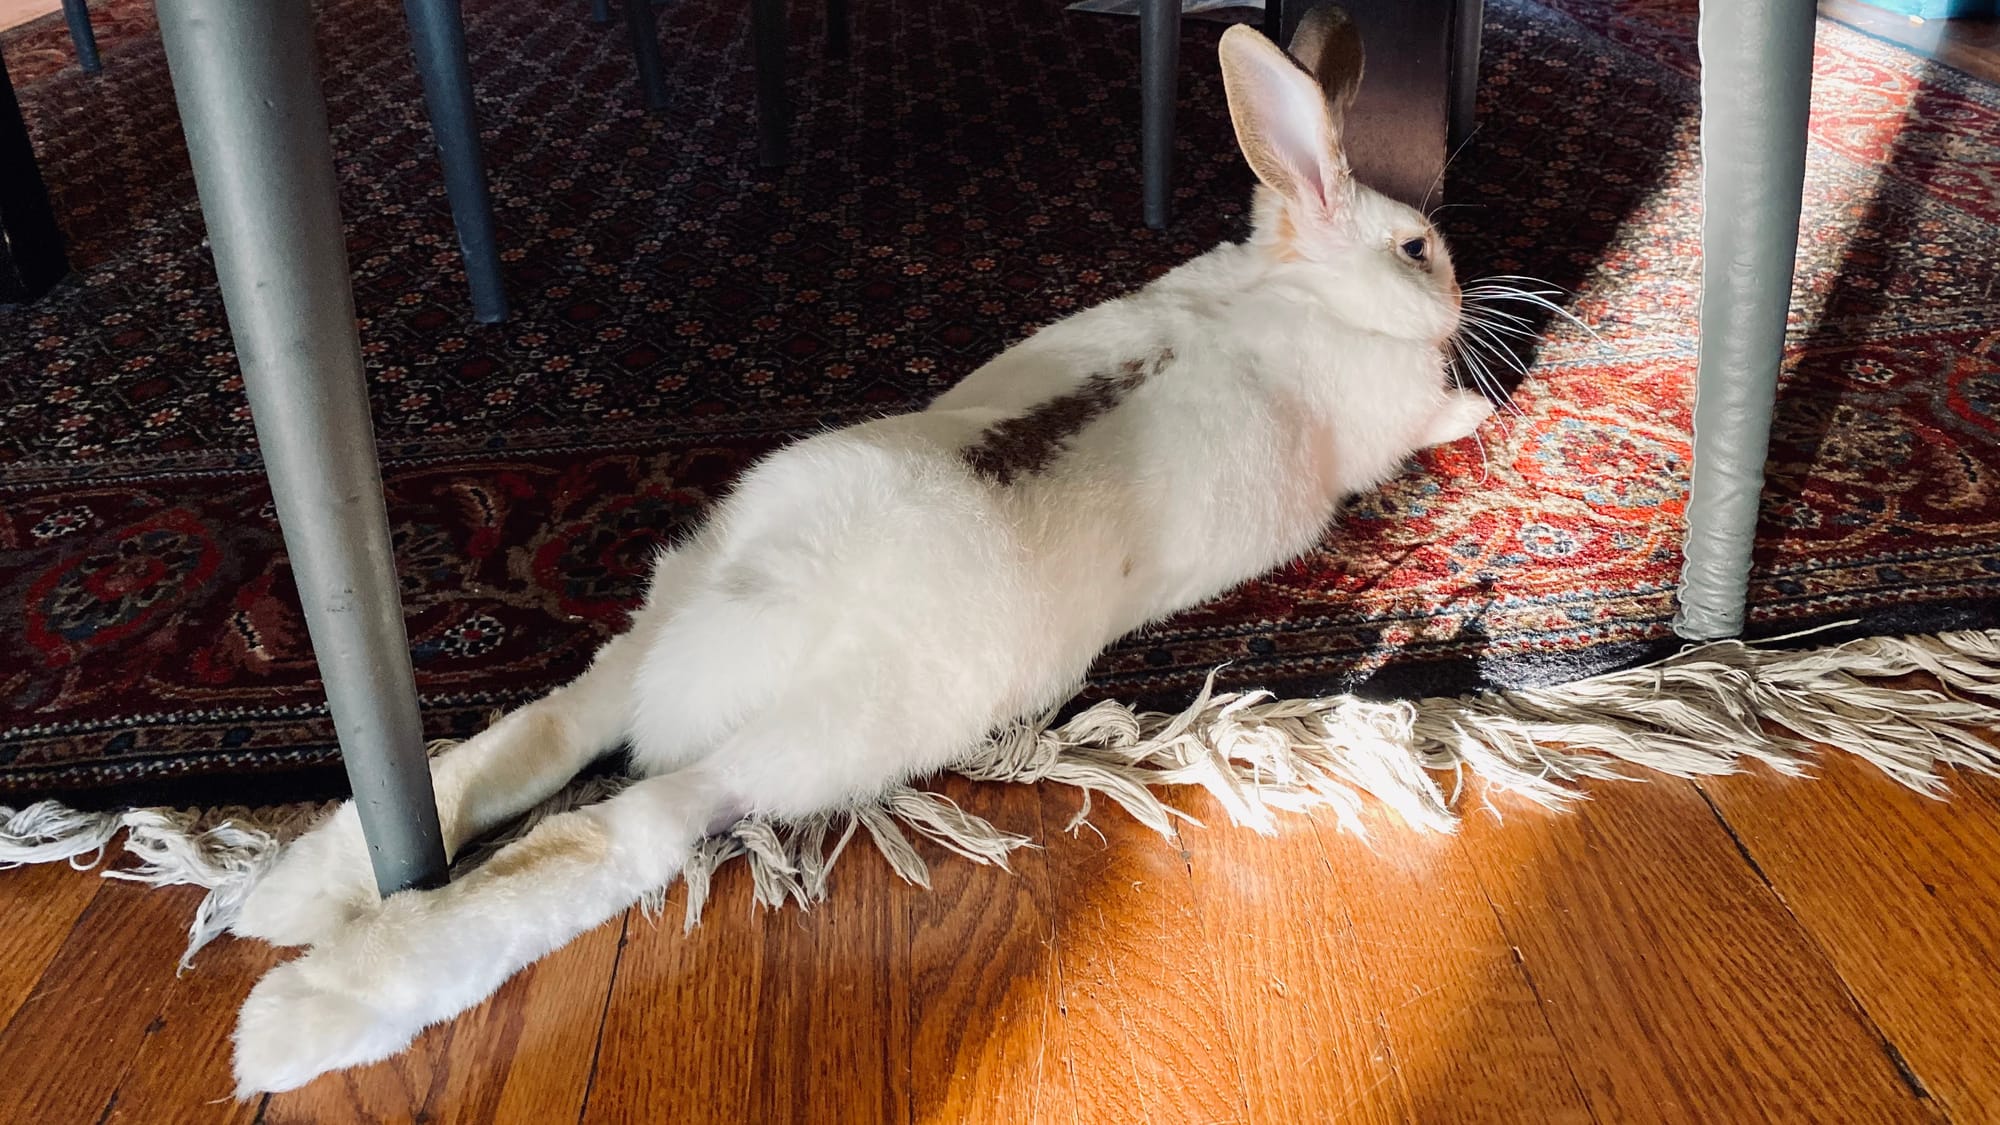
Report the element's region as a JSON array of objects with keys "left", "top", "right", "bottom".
[
  {"left": 1323, "top": 0, "right": 1454, "bottom": 209},
  {"left": 0, "top": 53, "right": 70, "bottom": 304},
  {"left": 825, "top": 0, "right": 849, "bottom": 59},
  {"left": 1263, "top": 0, "right": 1287, "bottom": 45},
  {"left": 624, "top": 0, "right": 670, "bottom": 110},
  {"left": 752, "top": 0, "right": 789, "bottom": 167},
  {"left": 1448, "top": 0, "right": 1483, "bottom": 150},
  {"left": 1139, "top": 0, "right": 1178, "bottom": 230},
  {"left": 402, "top": 0, "right": 510, "bottom": 323},
  {"left": 590, "top": 0, "right": 610, "bottom": 25},
  {"left": 62, "top": 0, "right": 103, "bottom": 73}
]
